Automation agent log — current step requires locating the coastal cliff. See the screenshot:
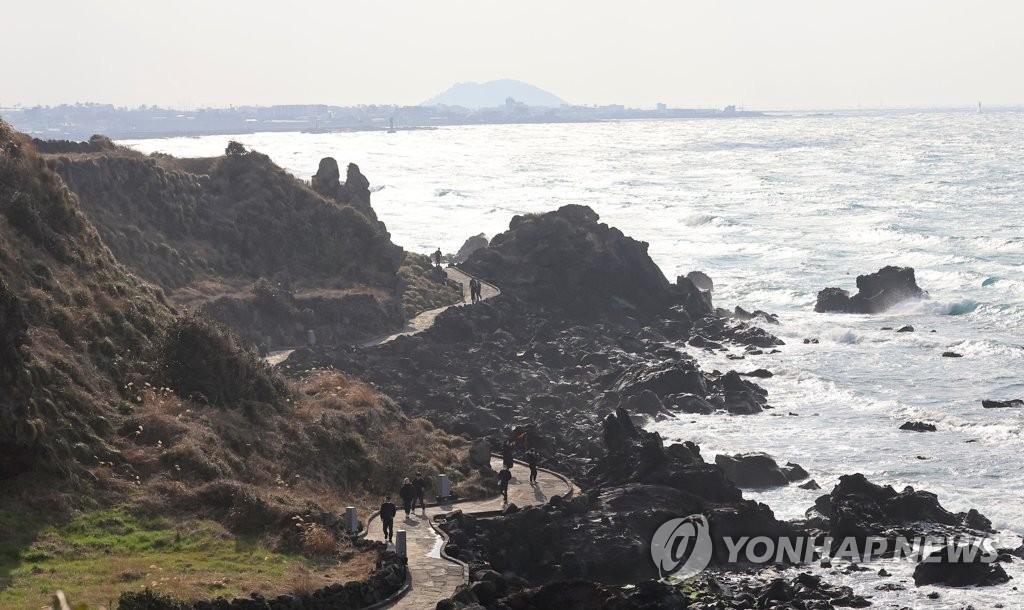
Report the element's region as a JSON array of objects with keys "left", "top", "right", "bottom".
[
  {"left": 48, "top": 140, "right": 457, "bottom": 347},
  {"left": 0, "top": 122, "right": 477, "bottom": 607}
]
